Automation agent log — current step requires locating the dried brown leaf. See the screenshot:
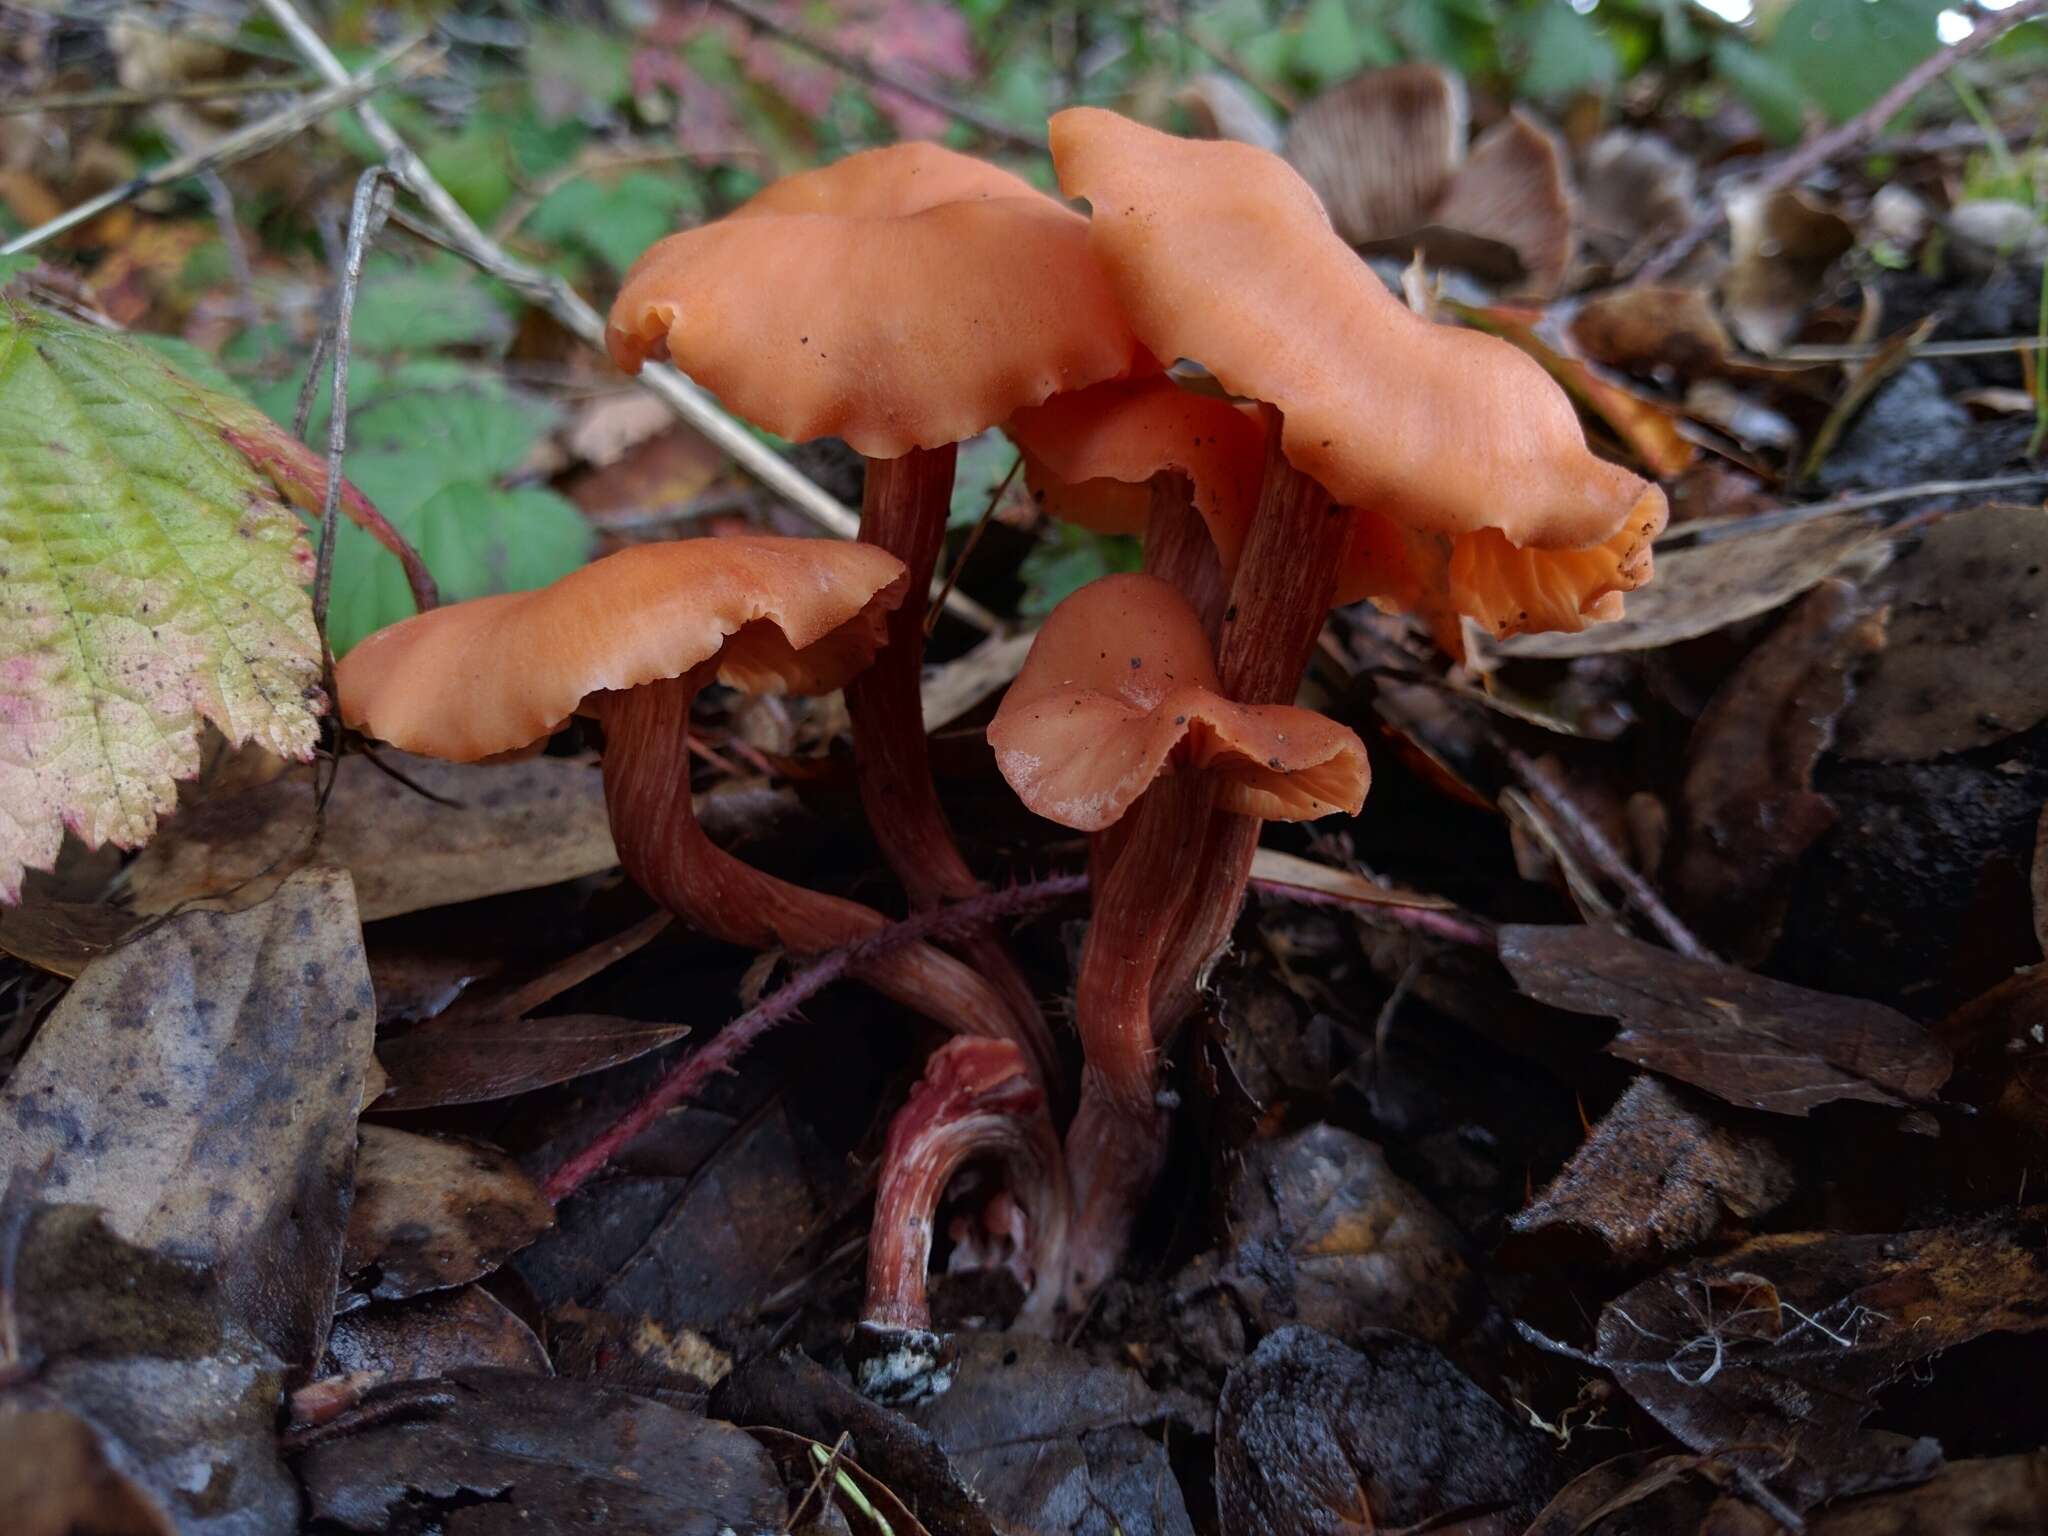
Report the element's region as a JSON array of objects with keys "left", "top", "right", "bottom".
[
  {"left": 128, "top": 751, "right": 615, "bottom": 920},
  {"left": 297, "top": 1369, "right": 785, "bottom": 1535},
  {"left": 1216, "top": 1326, "right": 1554, "bottom": 1536},
  {"left": 1499, "top": 924, "right": 1951, "bottom": 1115},
  {"left": 0, "top": 867, "right": 374, "bottom": 1371},
  {"left": 341, "top": 1126, "right": 554, "bottom": 1303},
  {"left": 1671, "top": 579, "right": 1887, "bottom": 962},
  {"left": 1584, "top": 1210, "right": 2048, "bottom": 1510},
  {"left": 0, "top": 1403, "right": 175, "bottom": 1536},
  {"left": 1492, "top": 513, "right": 1890, "bottom": 659},
  {"left": 1836, "top": 504, "right": 2048, "bottom": 762},
  {"left": 1513, "top": 1077, "right": 1797, "bottom": 1264},
  {"left": 375, "top": 1013, "right": 692, "bottom": 1110}
]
